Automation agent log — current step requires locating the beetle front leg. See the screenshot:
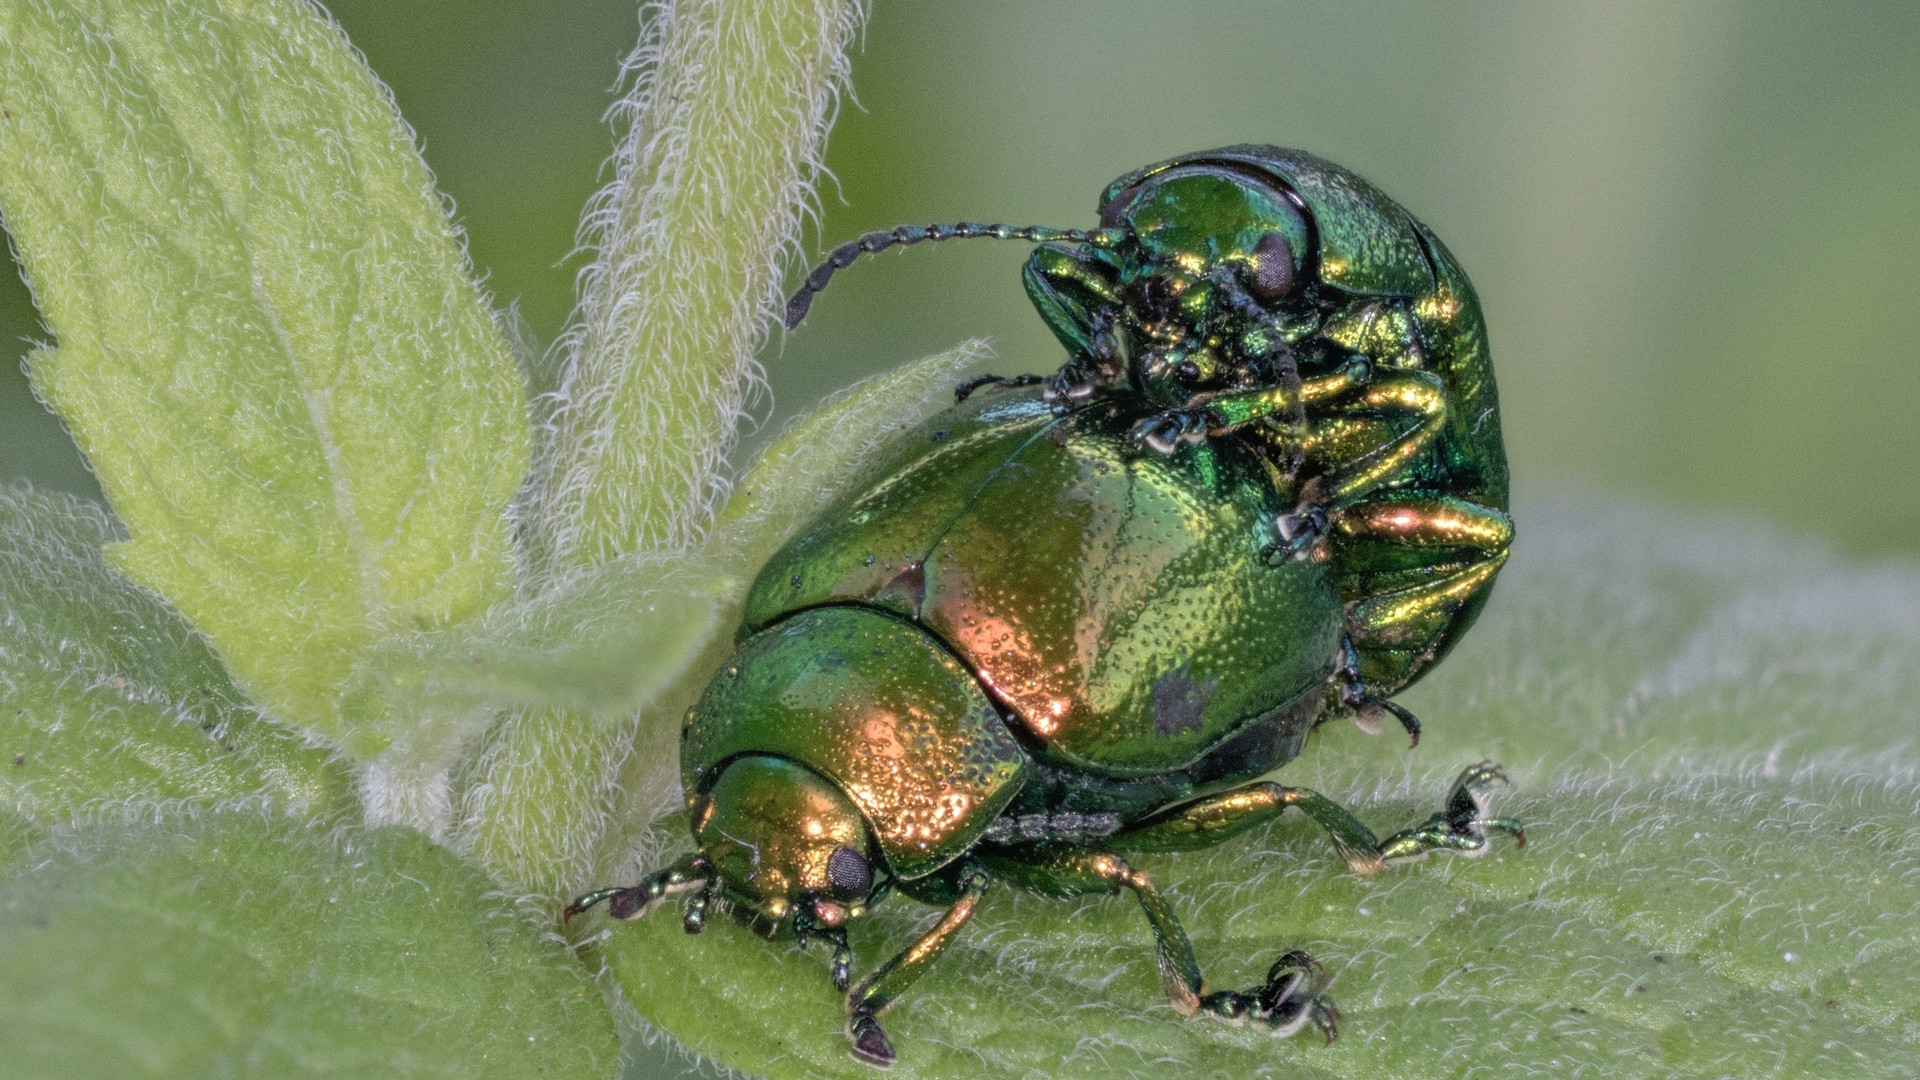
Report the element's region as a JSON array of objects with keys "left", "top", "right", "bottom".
[
  {"left": 843, "top": 866, "right": 989, "bottom": 1067},
  {"left": 1023, "top": 245, "right": 1124, "bottom": 406},
  {"left": 1266, "top": 369, "right": 1452, "bottom": 560},
  {"left": 1130, "top": 355, "right": 1371, "bottom": 456},
  {"left": 980, "top": 847, "right": 1337, "bottom": 1041},
  {"left": 564, "top": 852, "right": 713, "bottom": 923}
]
